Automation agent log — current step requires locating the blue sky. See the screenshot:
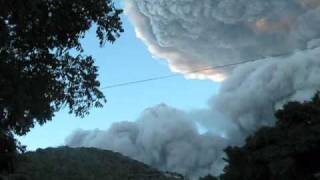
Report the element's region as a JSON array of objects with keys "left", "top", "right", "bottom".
[{"left": 19, "top": 12, "right": 220, "bottom": 151}]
